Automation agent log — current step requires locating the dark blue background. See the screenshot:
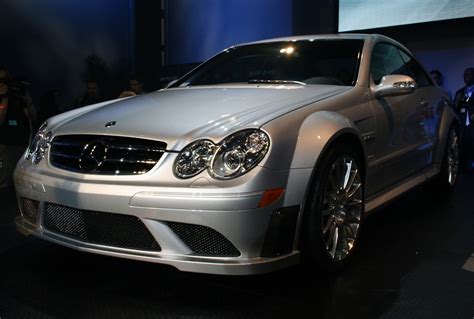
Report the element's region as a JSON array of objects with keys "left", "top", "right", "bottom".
[
  {"left": 0, "top": 0, "right": 133, "bottom": 105},
  {"left": 165, "top": 0, "right": 293, "bottom": 64},
  {"left": 1, "top": 0, "right": 472, "bottom": 107}
]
